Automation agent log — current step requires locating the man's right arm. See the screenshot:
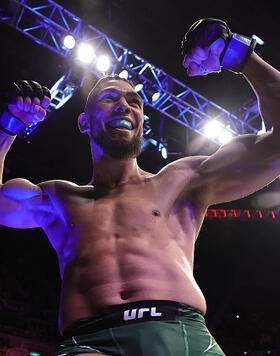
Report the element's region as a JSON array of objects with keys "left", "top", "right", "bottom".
[
  {"left": 0, "top": 175, "right": 52, "bottom": 229},
  {"left": 0, "top": 81, "right": 53, "bottom": 229}
]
